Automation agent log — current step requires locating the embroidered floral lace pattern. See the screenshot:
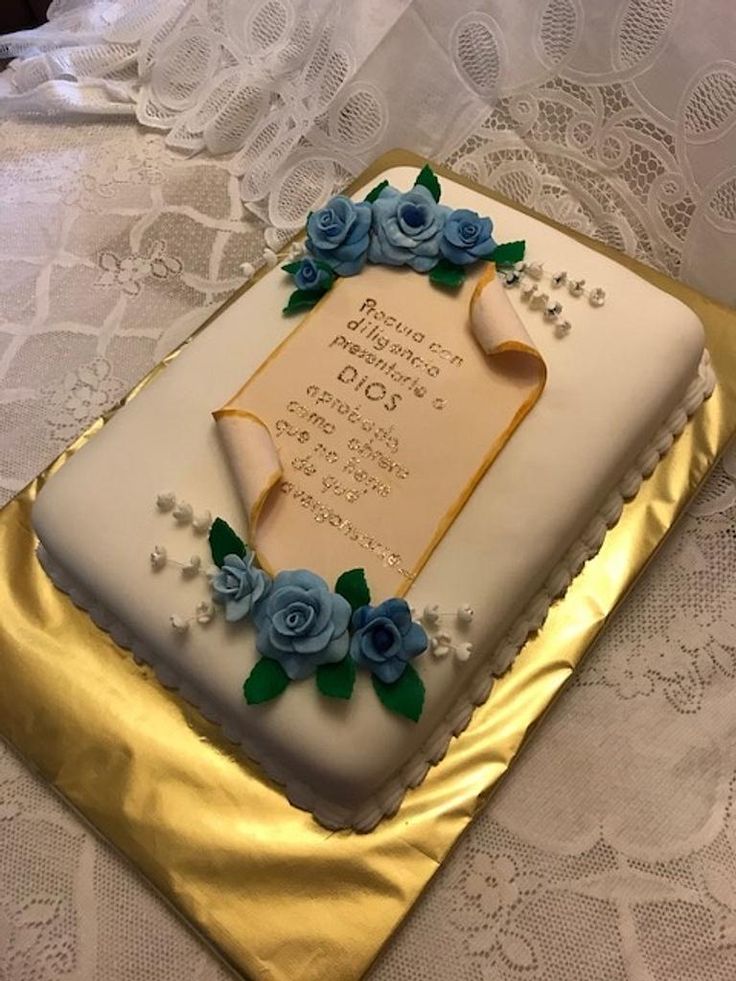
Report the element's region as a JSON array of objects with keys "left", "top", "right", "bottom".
[
  {"left": 0, "top": 119, "right": 266, "bottom": 504},
  {"left": 1, "top": 0, "right": 736, "bottom": 977}
]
